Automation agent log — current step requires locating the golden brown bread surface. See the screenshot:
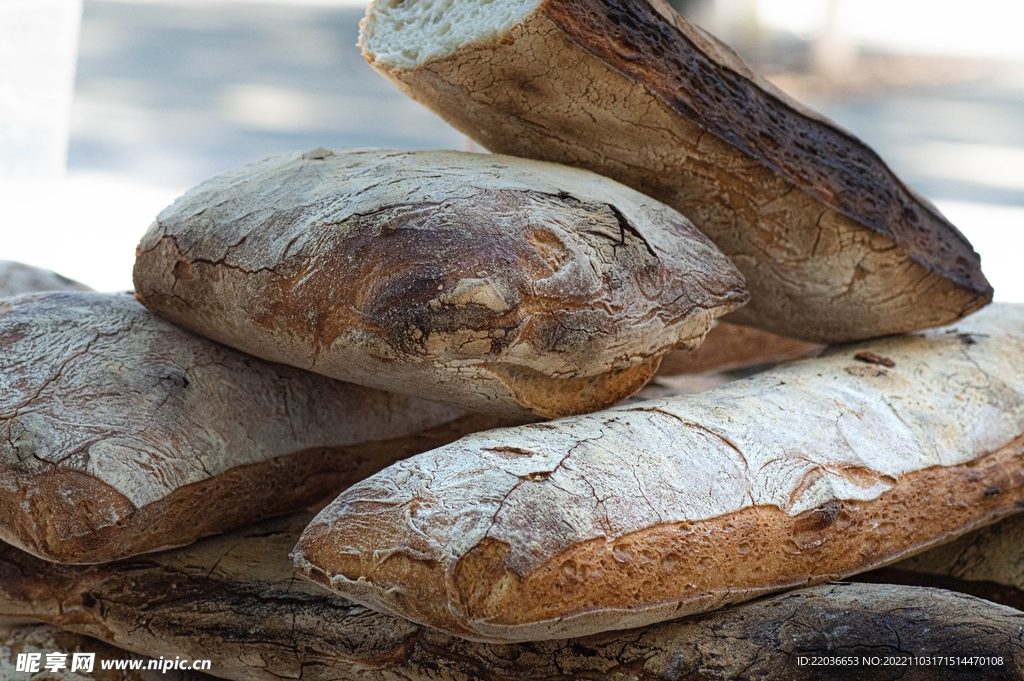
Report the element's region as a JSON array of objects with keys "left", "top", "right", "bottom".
[
  {"left": 360, "top": 0, "right": 992, "bottom": 343},
  {"left": 2, "top": 515, "right": 1021, "bottom": 681},
  {"left": 858, "top": 512, "right": 1024, "bottom": 612},
  {"left": 0, "top": 291, "right": 484, "bottom": 563},
  {"left": 133, "top": 148, "right": 748, "bottom": 420},
  {"left": 293, "top": 303, "right": 1024, "bottom": 642}
]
